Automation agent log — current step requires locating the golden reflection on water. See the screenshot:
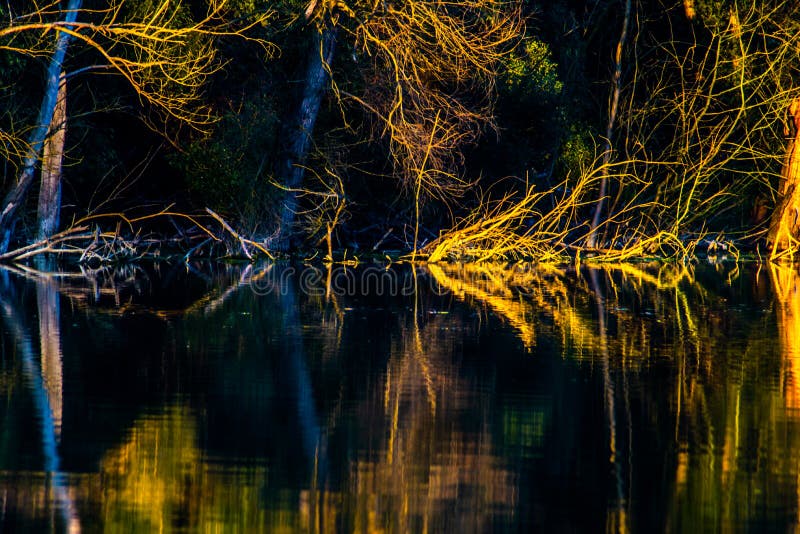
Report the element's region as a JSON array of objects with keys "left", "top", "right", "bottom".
[
  {"left": 771, "top": 263, "right": 800, "bottom": 409},
  {"left": 96, "top": 405, "right": 273, "bottom": 533},
  {"left": 10, "top": 261, "right": 800, "bottom": 531},
  {"left": 298, "top": 272, "right": 518, "bottom": 533},
  {"left": 425, "top": 261, "right": 694, "bottom": 361},
  {"left": 424, "top": 261, "right": 800, "bottom": 532},
  {"left": 426, "top": 262, "right": 540, "bottom": 348},
  {"left": 770, "top": 264, "right": 800, "bottom": 533}
]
